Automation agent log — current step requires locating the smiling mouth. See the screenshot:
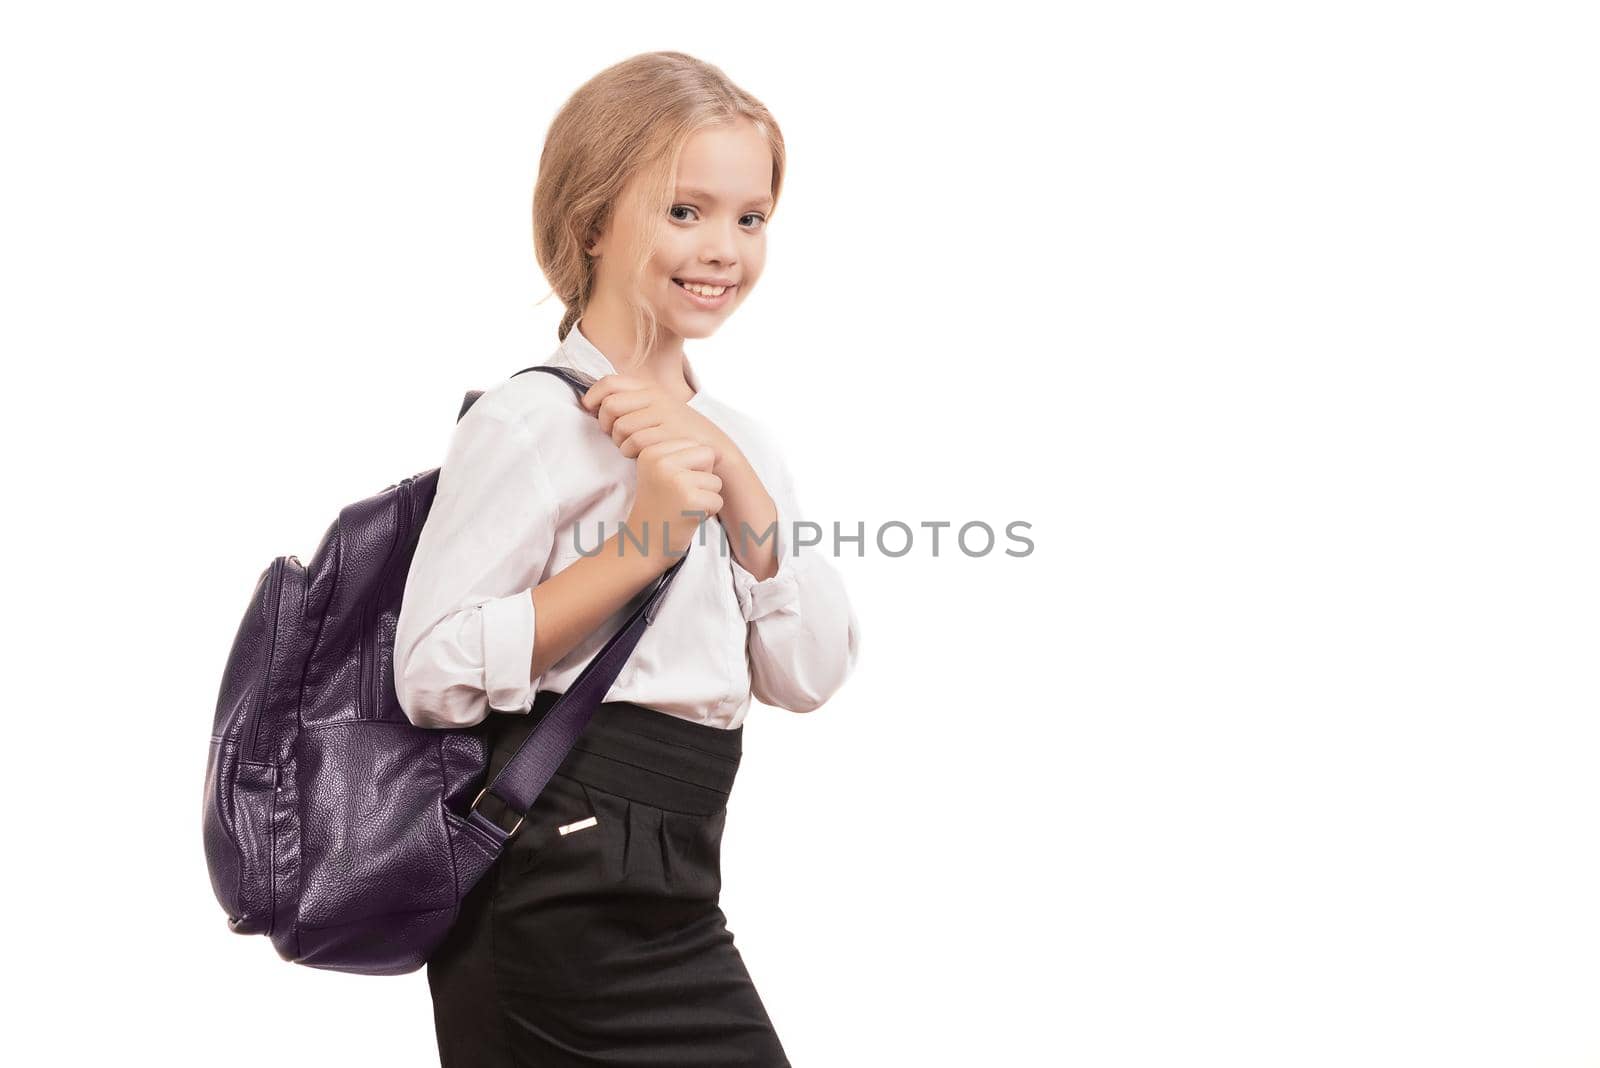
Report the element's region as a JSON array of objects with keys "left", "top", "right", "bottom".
[{"left": 672, "top": 278, "right": 735, "bottom": 297}]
